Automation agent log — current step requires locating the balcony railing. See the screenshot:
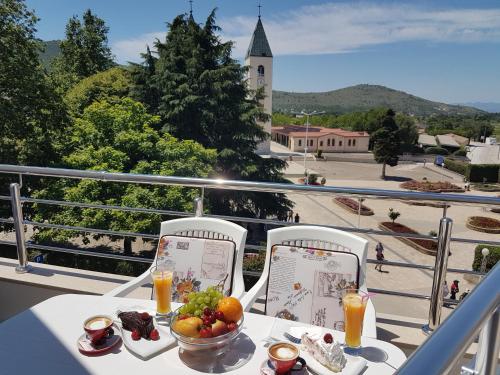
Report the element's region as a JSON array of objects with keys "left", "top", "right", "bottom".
[{"left": 0, "top": 164, "right": 499, "bottom": 372}]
